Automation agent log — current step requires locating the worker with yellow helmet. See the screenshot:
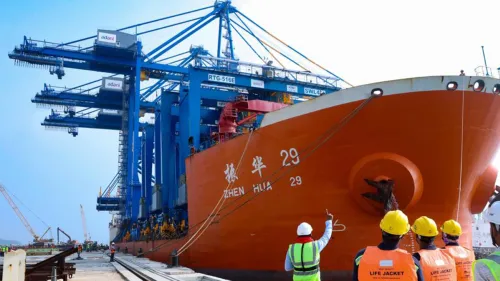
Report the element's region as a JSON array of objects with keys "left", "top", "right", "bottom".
[
  {"left": 352, "top": 210, "right": 423, "bottom": 280},
  {"left": 439, "top": 219, "right": 475, "bottom": 281},
  {"left": 411, "top": 216, "right": 456, "bottom": 281}
]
